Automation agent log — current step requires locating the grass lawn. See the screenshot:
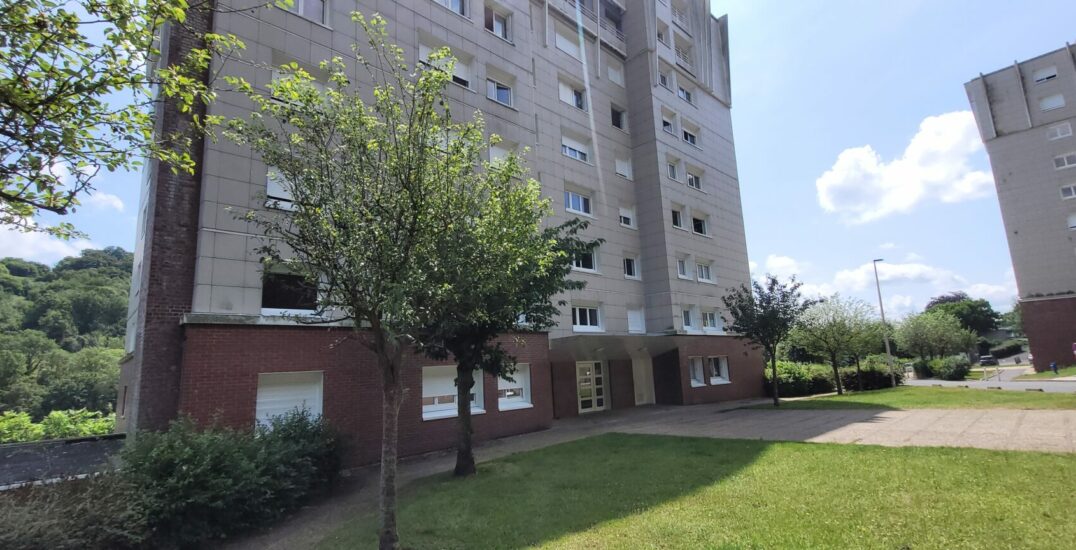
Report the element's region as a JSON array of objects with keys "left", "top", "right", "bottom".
[
  {"left": 1016, "top": 366, "right": 1076, "bottom": 380},
  {"left": 751, "top": 386, "right": 1076, "bottom": 410},
  {"left": 319, "top": 434, "right": 1076, "bottom": 549}
]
